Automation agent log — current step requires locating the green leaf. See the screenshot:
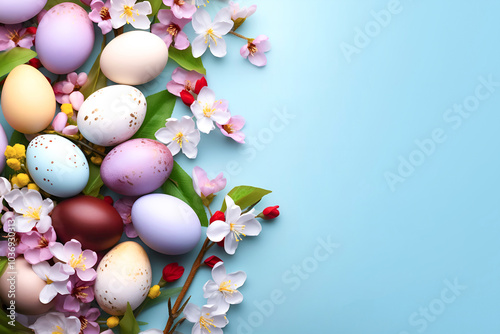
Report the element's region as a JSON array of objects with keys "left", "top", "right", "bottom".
[
  {"left": 168, "top": 46, "right": 206, "bottom": 75},
  {"left": 148, "top": 0, "right": 163, "bottom": 16},
  {"left": 161, "top": 162, "right": 209, "bottom": 227},
  {"left": 80, "top": 35, "right": 108, "bottom": 100},
  {"left": 0, "top": 48, "right": 37, "bottom": 78},
  {"left": 221, "top": 186, "right": 272, "bottom": 212},
  {"left": 44, "top": 0, "right": 89, "bottom": 10},
  {"left": 1, "top": 131, "right": 30, "bottom": 179},
  {"left": 83, "top": 162, "right": 103, "bottom": 197},
  {"left": 120, "top": 303, "right": 140, "bottom": 334},
  {"left": 131, "top": 90, "right": 176, "bottom": 140},
  {"left": 0, "top": 257, "right": 7, "bottom": 278},
  {"left": 0, "top": 309, "right": 32, "bottom": 334}
]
